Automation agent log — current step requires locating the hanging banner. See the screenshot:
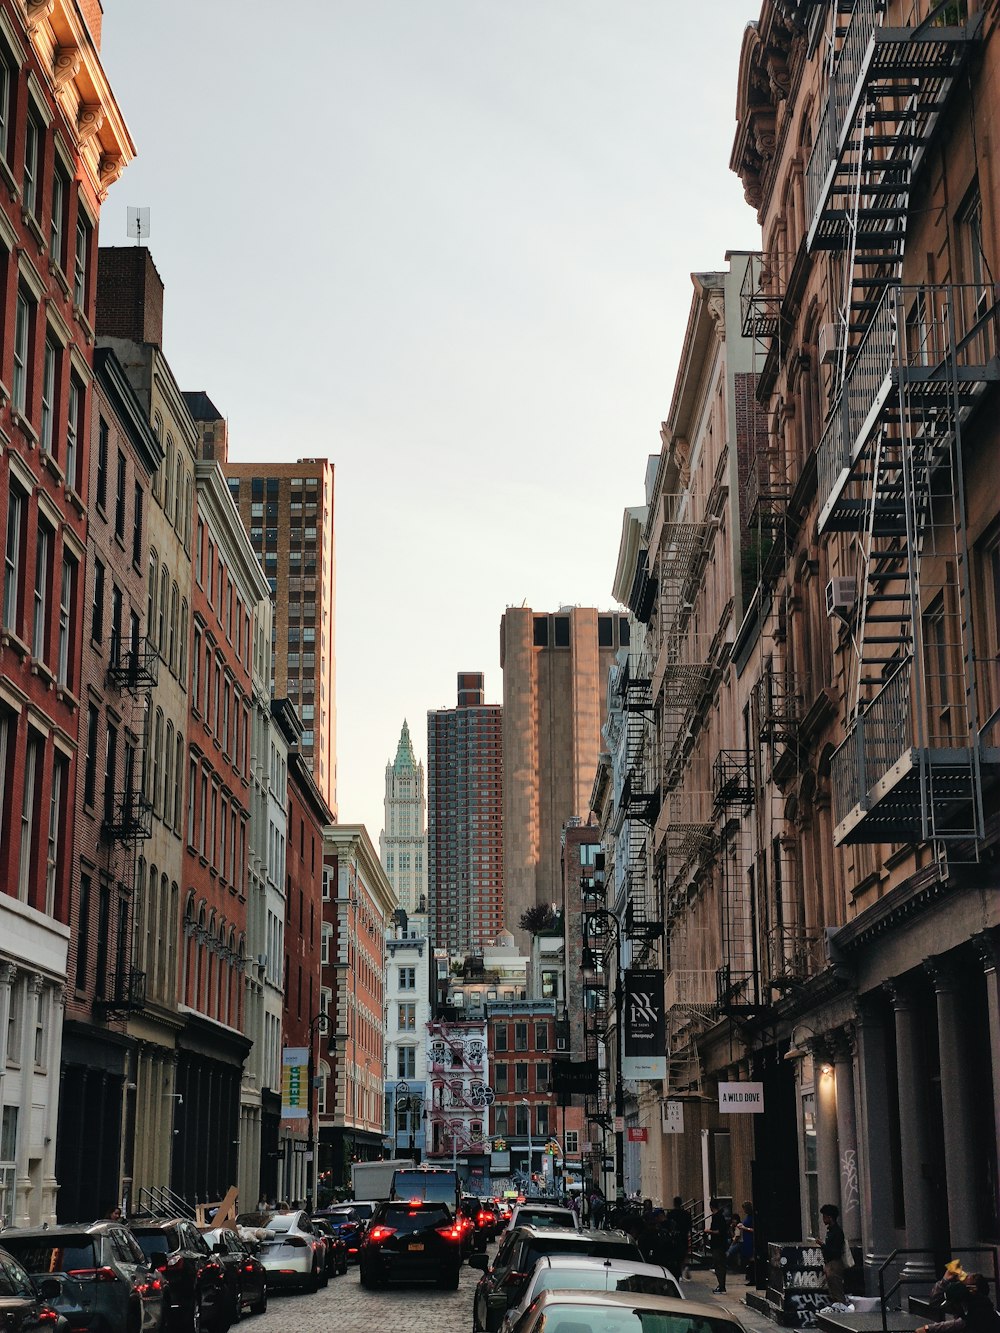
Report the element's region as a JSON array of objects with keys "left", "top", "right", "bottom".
[
  {"left": 718, "top": 1081, "right": 764, "bottom": 1113},
  {"left": 622, "top": 969, "right": 666, "bottom": 1080},
  {"left": 661, "top": 1101, "right": 685, "bottom": 1134},
  {"left": 627, "top": 1126, "right": 648, "bottom": 1143},
  {"left": 281, "top": 1046, "right": 309, "bottom": 1119}
]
